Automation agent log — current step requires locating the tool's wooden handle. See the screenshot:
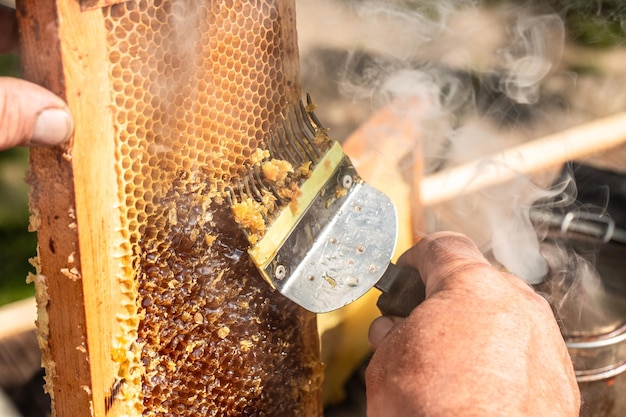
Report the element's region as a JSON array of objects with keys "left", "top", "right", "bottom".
[{"left": 376, "top": 264, "right": 426, "bottom": 317}]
